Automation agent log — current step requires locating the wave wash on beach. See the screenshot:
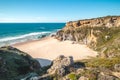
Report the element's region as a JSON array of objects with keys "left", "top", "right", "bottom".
[{"left": 0, "top": 23, "right": 65, "bottom": 47}]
